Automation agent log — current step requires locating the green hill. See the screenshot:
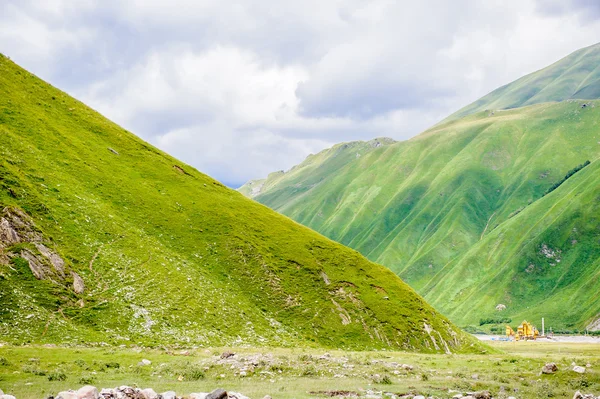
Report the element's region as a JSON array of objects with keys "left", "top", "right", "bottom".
[
  {"left": 238, "top": 138, "right": 396, "bottom": 199},
  {"left": 240, "top": 45, "right": 600, "bottom": 331},
  {"left": 0, "top": 55, "right": 480, "bottom": 352},
  {"left": 445, "top": 42, "right": 600, "bottom": 122}
]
